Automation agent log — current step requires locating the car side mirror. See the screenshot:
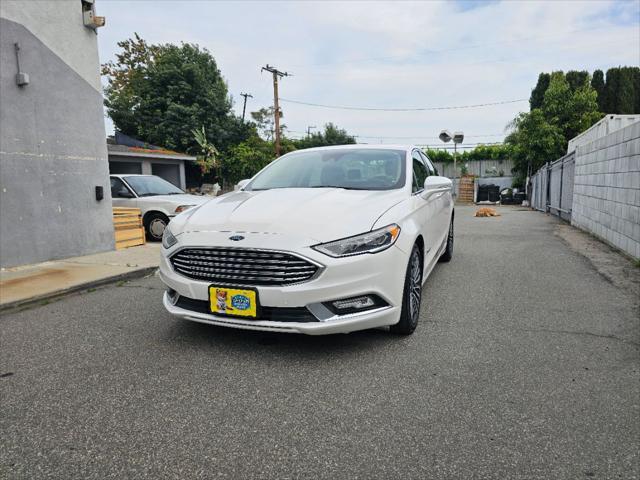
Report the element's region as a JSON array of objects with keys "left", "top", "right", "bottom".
[
  {"left": 235, "top": 179, "right": 250, "bottom": 191},
  {"left": 422, "top": 176, "right": 452, "bottom": 199}
]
